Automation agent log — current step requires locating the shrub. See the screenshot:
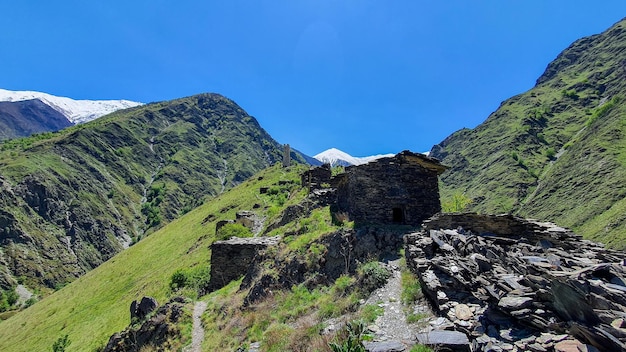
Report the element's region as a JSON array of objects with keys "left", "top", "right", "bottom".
[
  {"left": 216, "top": 223, "right": 252, "bottom": 241},
  {"left": 356, "top": 261, "right": 390, "bottom": 294},
  {"left": 52, "top": 334, "right": 70, "bottom": 352},
  {"left": 169, "top": 269, "right": 189, "bottom": 290},
  {"left": 545, "top": 147, "right": 557, "bottom": 160},
  {"left": 441, "top": 192, "right": 472, "bottom": 213},
  {"left": 360, "top": 304, "right": 384, "bottom": 323},
  {"left": 329, "top": 320, "right": 367, "bottom": 352}
]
